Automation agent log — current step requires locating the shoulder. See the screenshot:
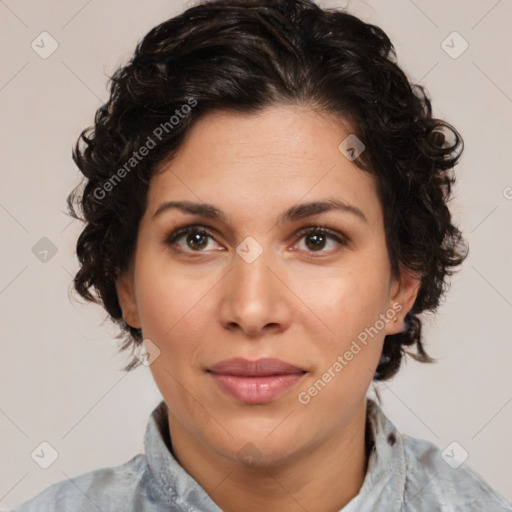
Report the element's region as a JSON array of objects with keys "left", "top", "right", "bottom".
[
  {"left": 401, "top": 434, "right": 512, "bottom": 512},
  {"left": 8, "top": 454, "right": 172, "bottom": 512}
]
